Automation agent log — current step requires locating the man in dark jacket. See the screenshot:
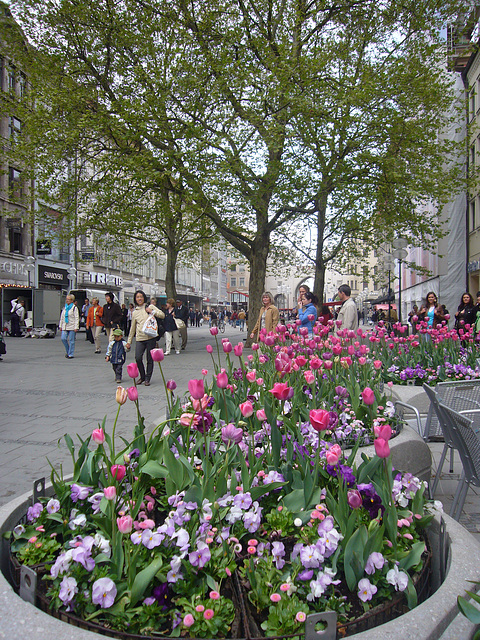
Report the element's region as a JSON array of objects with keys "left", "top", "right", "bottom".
[
  {"left": 102, "top": 292, "right": 123, "bottom": 342},
  {"left": 175, "top": 300, "right": 189, "bottom": 350}
]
